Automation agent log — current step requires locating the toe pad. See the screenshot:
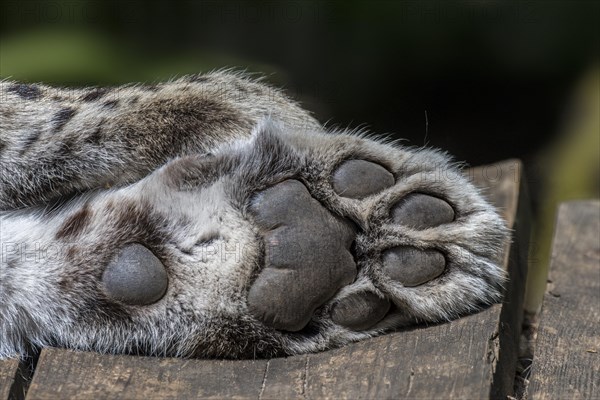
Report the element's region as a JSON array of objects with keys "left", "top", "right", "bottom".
[
  {"left": 383, "top": 246, "right": 446, "bottom": 287},
  {"left": 392, "top": 193, "right": 454, "bottom": 229},
  {"left": 333, "top": 160, "right": 394, "bottom": 199},
  {"left": 331, "top": 291, "right": 390, "bottom": 330}
]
